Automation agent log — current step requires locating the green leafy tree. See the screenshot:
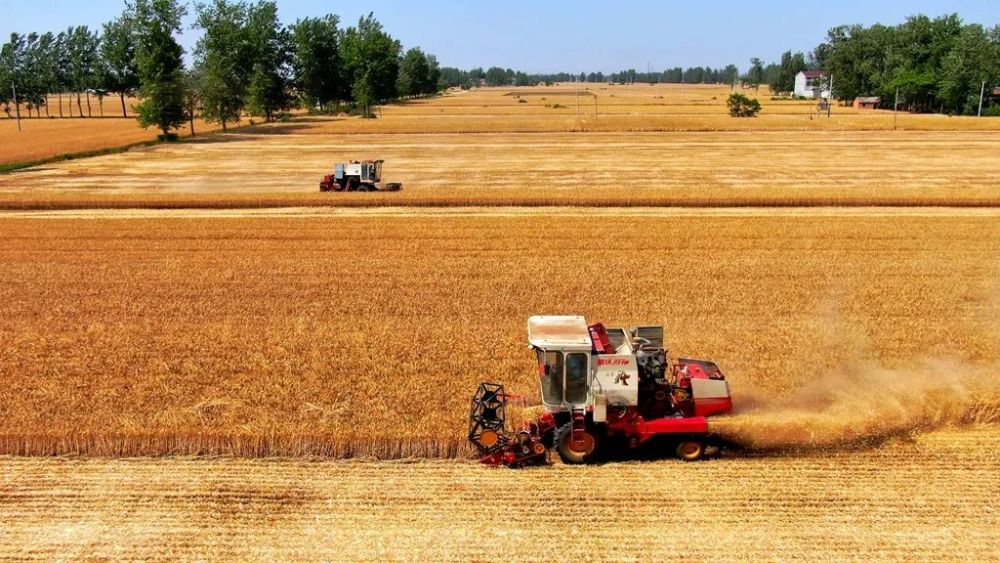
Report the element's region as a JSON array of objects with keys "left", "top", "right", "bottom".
[
  {"left": 425, "top": 54, "right": 441, "bottom": 93},
  {"left": 101, "top": 15, "right": 140, "bottom": 117},
  {"left": 727, "top": 92, "right": 761, "bottom": 117},
  {"left": 182, "top": 67, "right": 203, "bottom": 135},
  {"left": 2, "top": 32, "right": 55, "bottom": 118},
  {"left": 397, "top": 47, "right": 430, "bottom": 97},
  {"left": 484, "top": 66, "right": 507, "bottom": 87},
  {"left": 134, "top": 0, "right": 188, "bottom": 138},
  {"left": 351, "top": 71, "right": 375, "bottom": 117},
  {"left": 939, "top": 24, "right": 1000, "bottom": 114},
  {"left": 0, "top": 34, "right": 24, "bottom": 118},
  {"left": 746, "top": 57, "right": 764, "bottom": 93},
  {"left": 245, "top": 1, "right": 292, "bottom": 122},
  {"left": 290, "top": 15, "right": 341, "bottom": 110},
  {"left": 18, "top": 33, "right": 42, "bottom": 117},
  {"left": 195, "top": 0, "right": 249, "bottom": 131},
  {"left": 722, "top": 64, "right": 739, "bottom": 86},
  {"left": 775, "top": 51, "right": 807, "bottom": 93},
  {"left": 53, "top": 31, "right": 72, "bottom": 117},
  {"left": 816, "top": 13, "right": 994, "bottom": 114},
  {"left": 341, "top": 13, "right": 401, "bottom": 116},
  {"left": 66, "top": 26, "right": 100, "bottom": 117},
  {"left": 35, "top": 32, "right": 60, "bottom": 117}
]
